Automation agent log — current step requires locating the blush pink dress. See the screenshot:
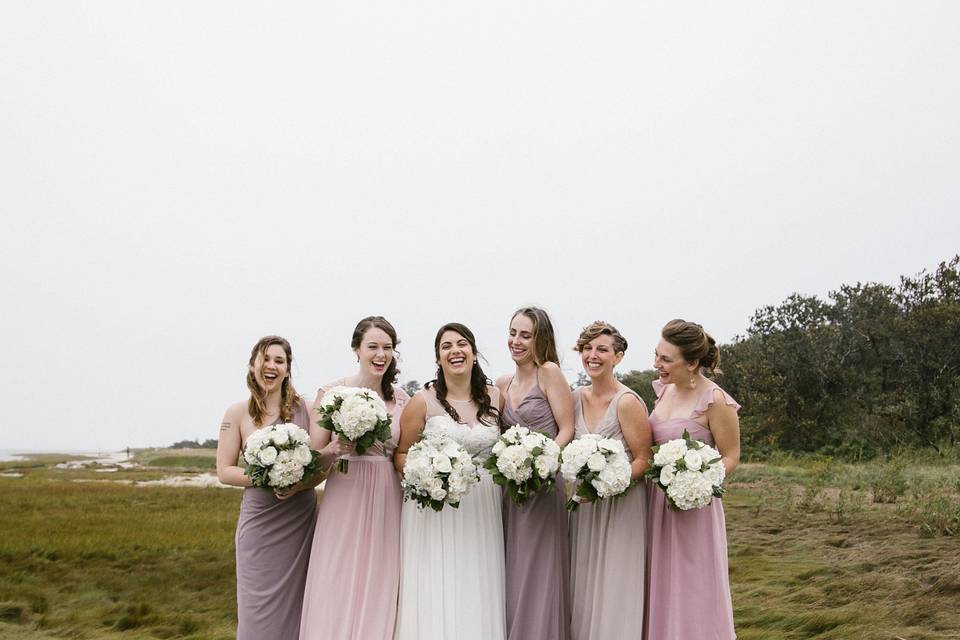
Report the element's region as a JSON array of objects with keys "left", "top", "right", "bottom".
[
  {"left": 645, "top": 380, "right": 740, "bottom": 640},
  {"left": 298, "top": 381, "right": 409, "bottom": 640}
]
